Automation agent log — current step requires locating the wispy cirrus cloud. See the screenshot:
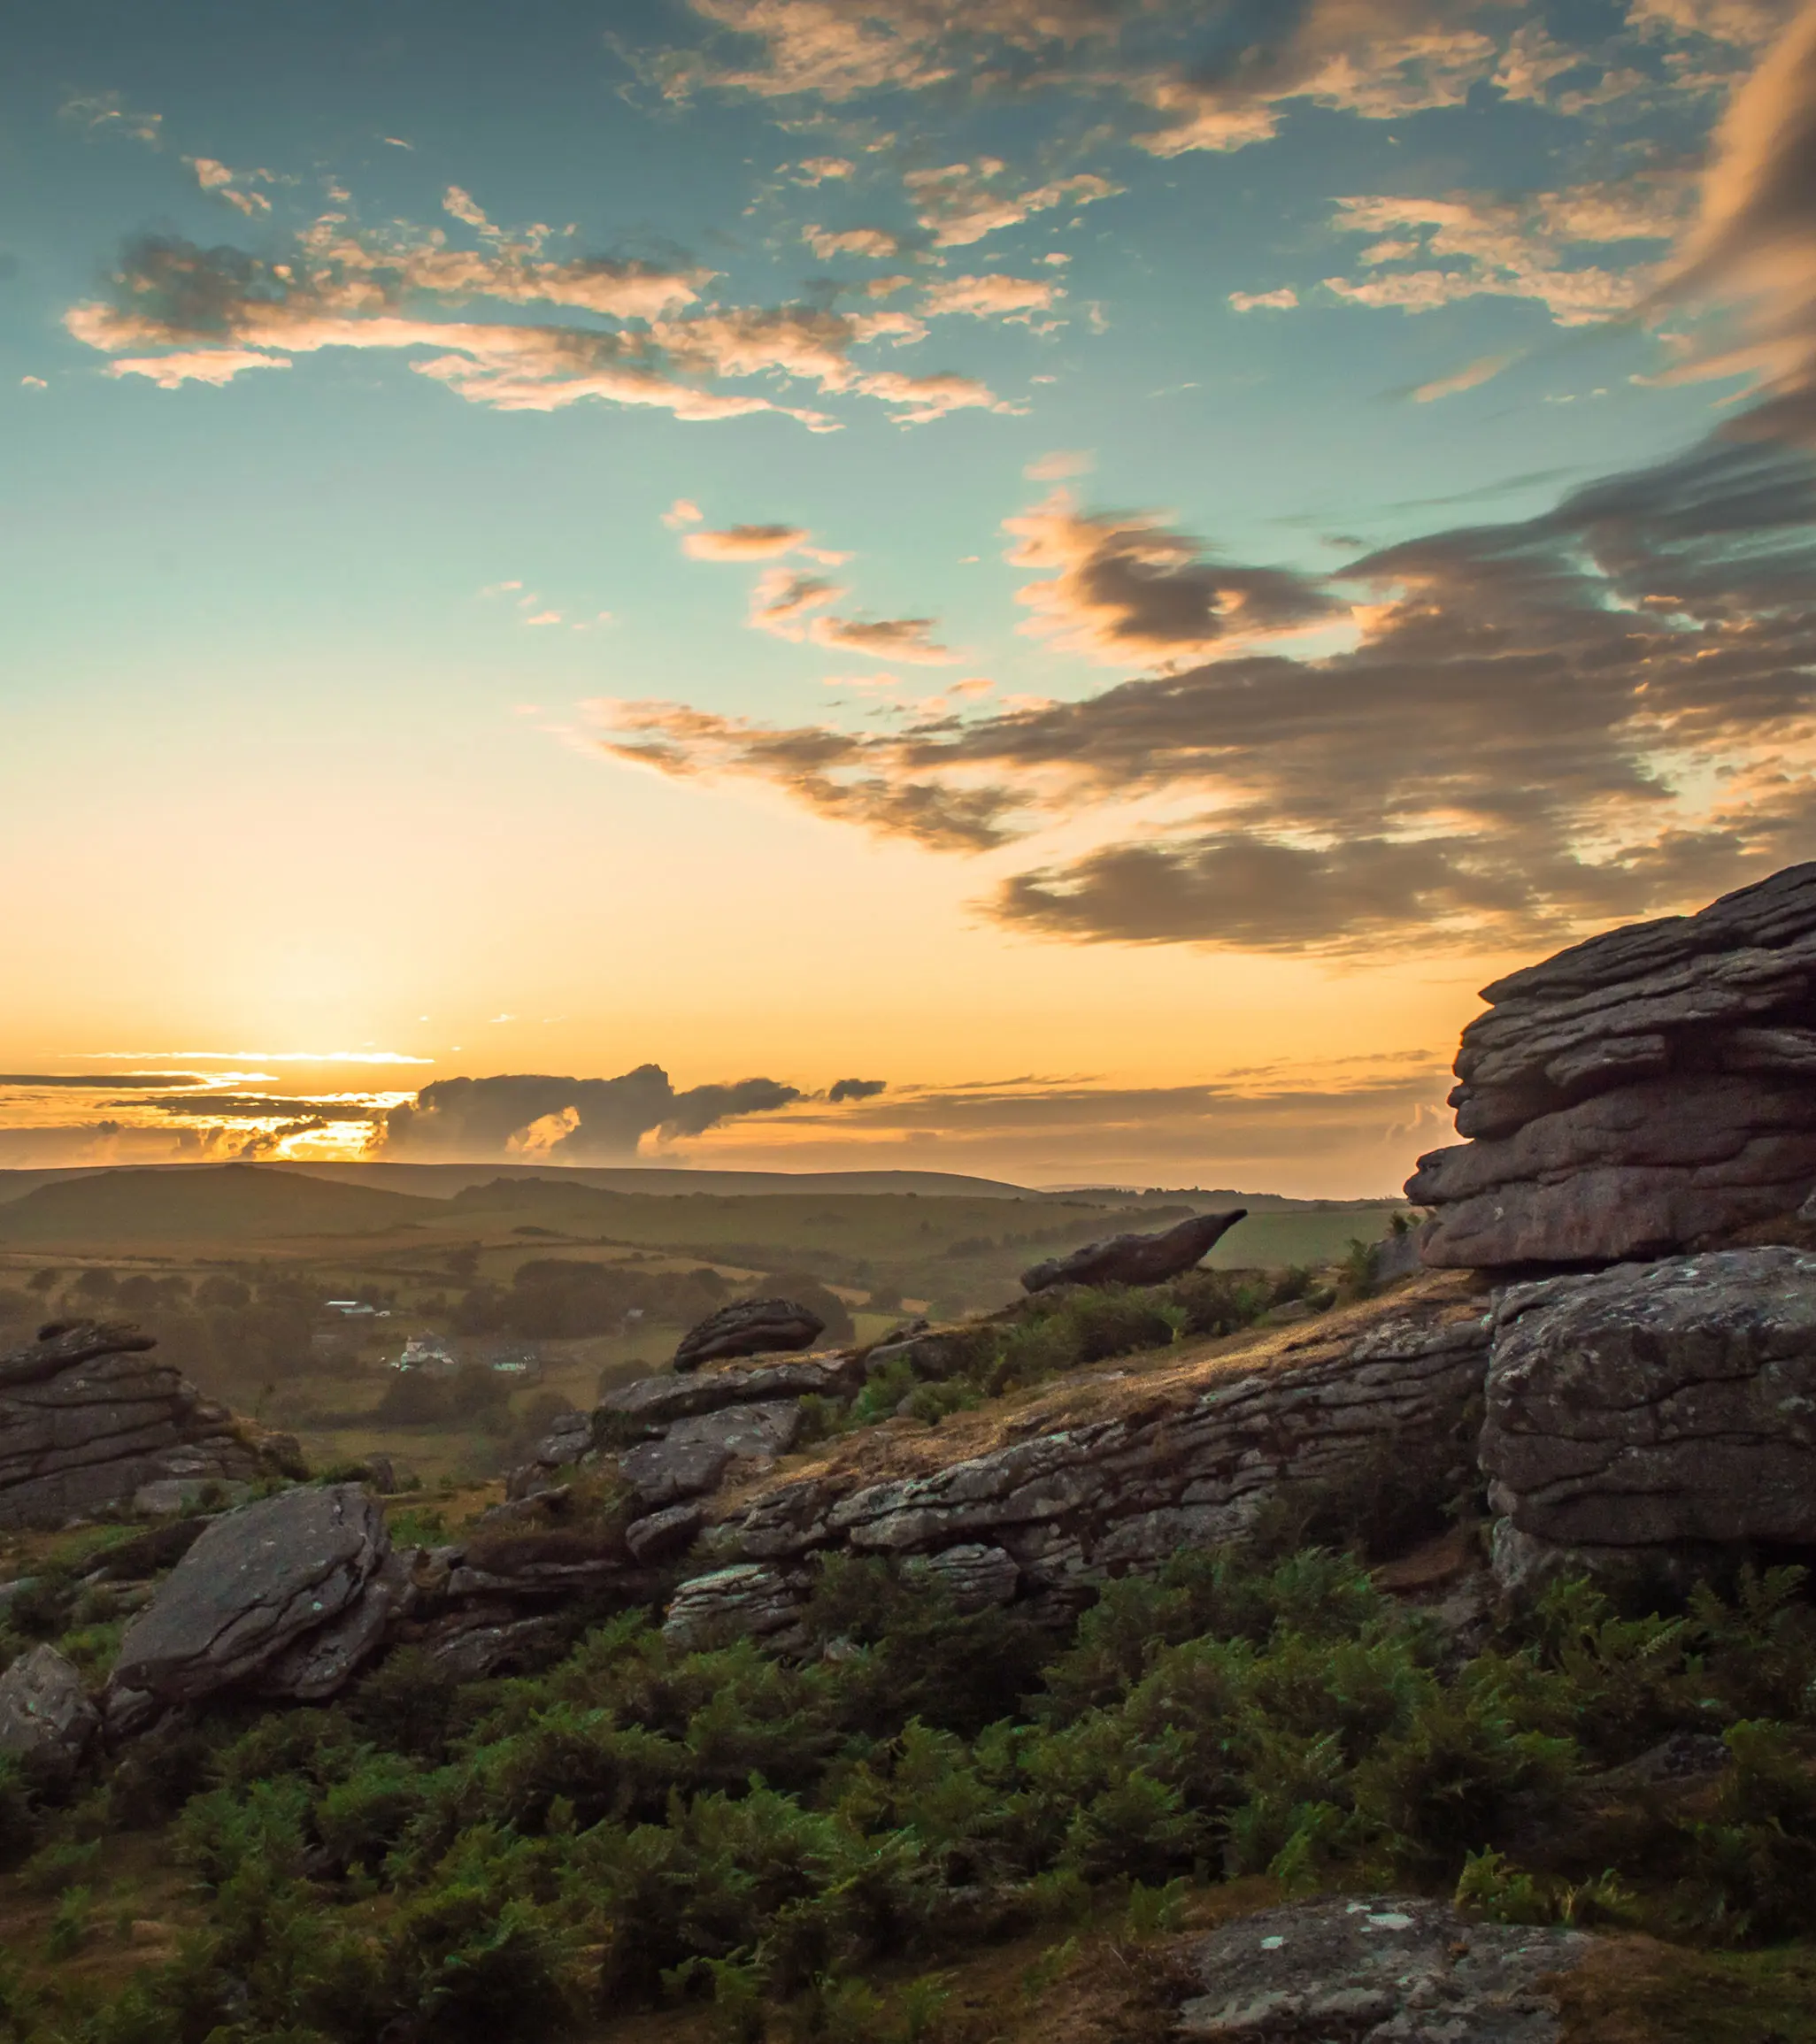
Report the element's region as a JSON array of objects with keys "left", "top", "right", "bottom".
[
  {"left": 1314, "top": 174, "right": 1695, "bottom": 327},
  {"left": 62, "top": 188, "right": 1015, "bottom": 427},
  {"left": 673, "top": 509, "right": 958, "bottom": 665},
  {"left": 903, "top": 162, "right": 1120, "bottom": 247}
]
